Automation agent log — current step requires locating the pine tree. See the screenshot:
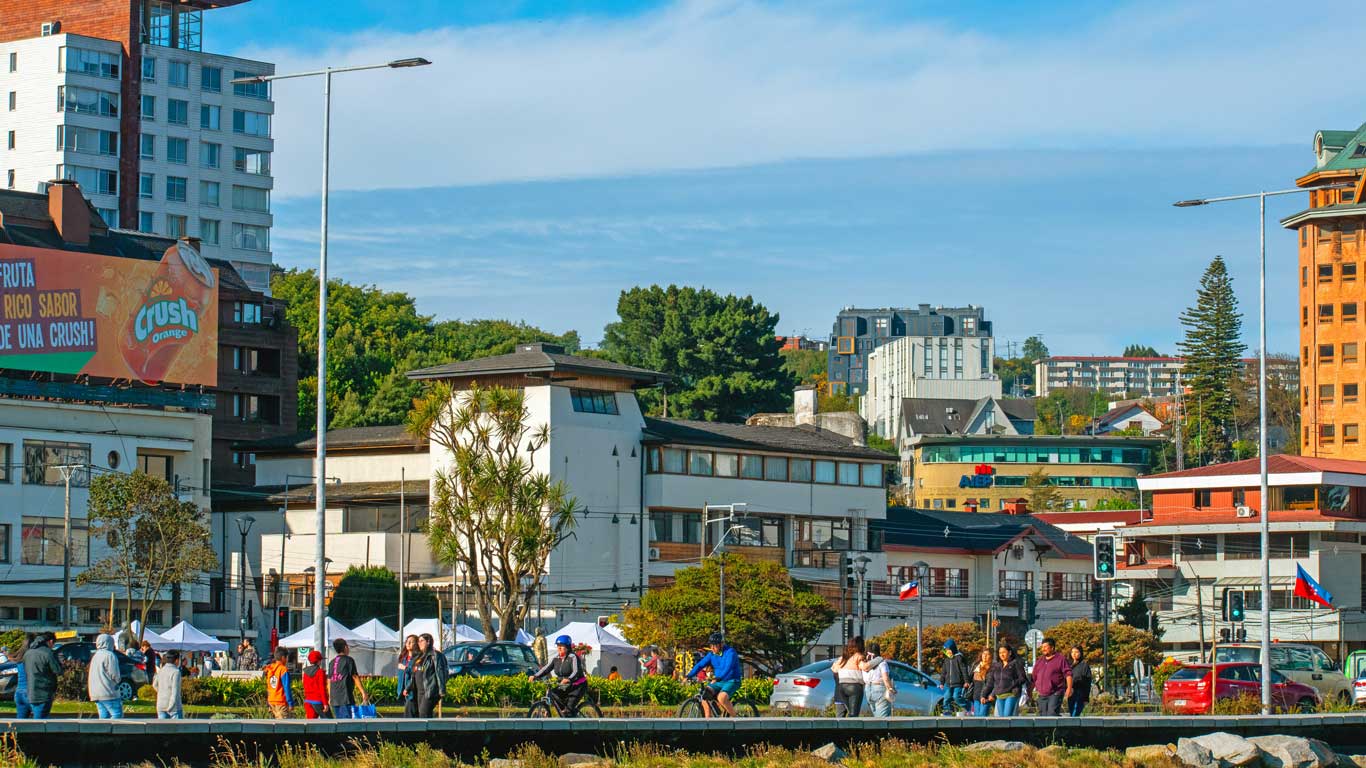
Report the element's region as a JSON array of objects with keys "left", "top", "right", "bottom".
[{"left": 1177, "top": 256, "right": 1245, "bottom": 464}]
